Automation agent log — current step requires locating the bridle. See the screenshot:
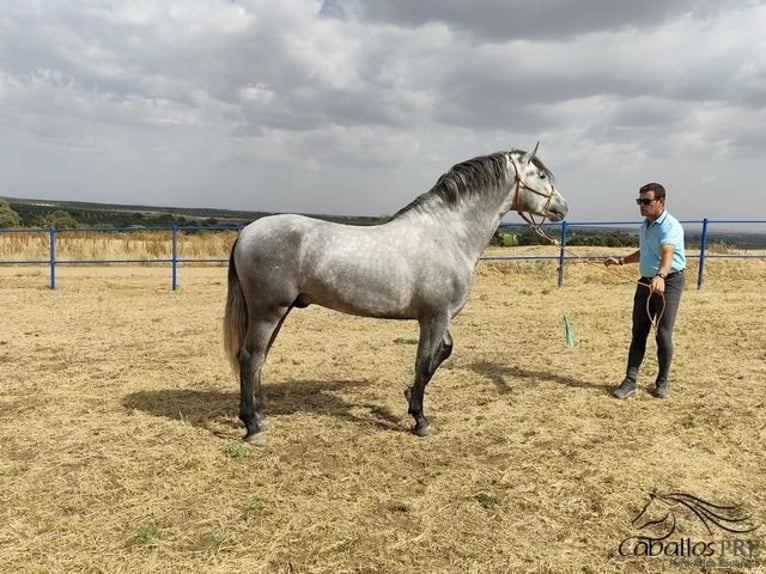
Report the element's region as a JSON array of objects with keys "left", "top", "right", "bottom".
[{"left": 509, "top": 152, "right": 558, "bottom": 241}]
